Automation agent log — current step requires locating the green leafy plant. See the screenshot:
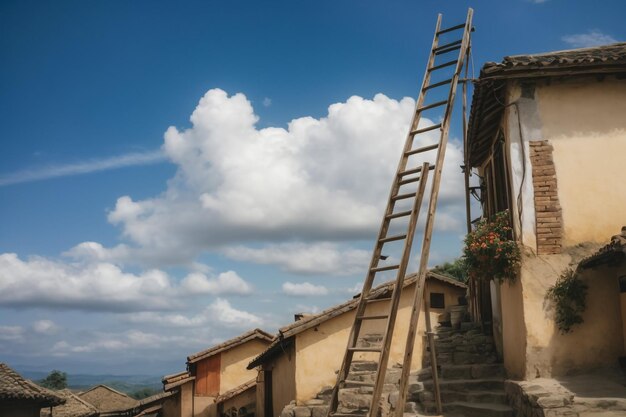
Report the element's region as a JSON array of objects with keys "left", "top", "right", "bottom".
[
  {"left": 432, "top": 257, "right": 468, "bottom": 283},
  {"left": 546, "top": 268, "right": 588, "bottom": 334},
  {"left": 463, "top": 210, "right": 520, "bottom": 283},
  {"left": 39, "top": 370, "right": 67, "bottom": 390}
]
